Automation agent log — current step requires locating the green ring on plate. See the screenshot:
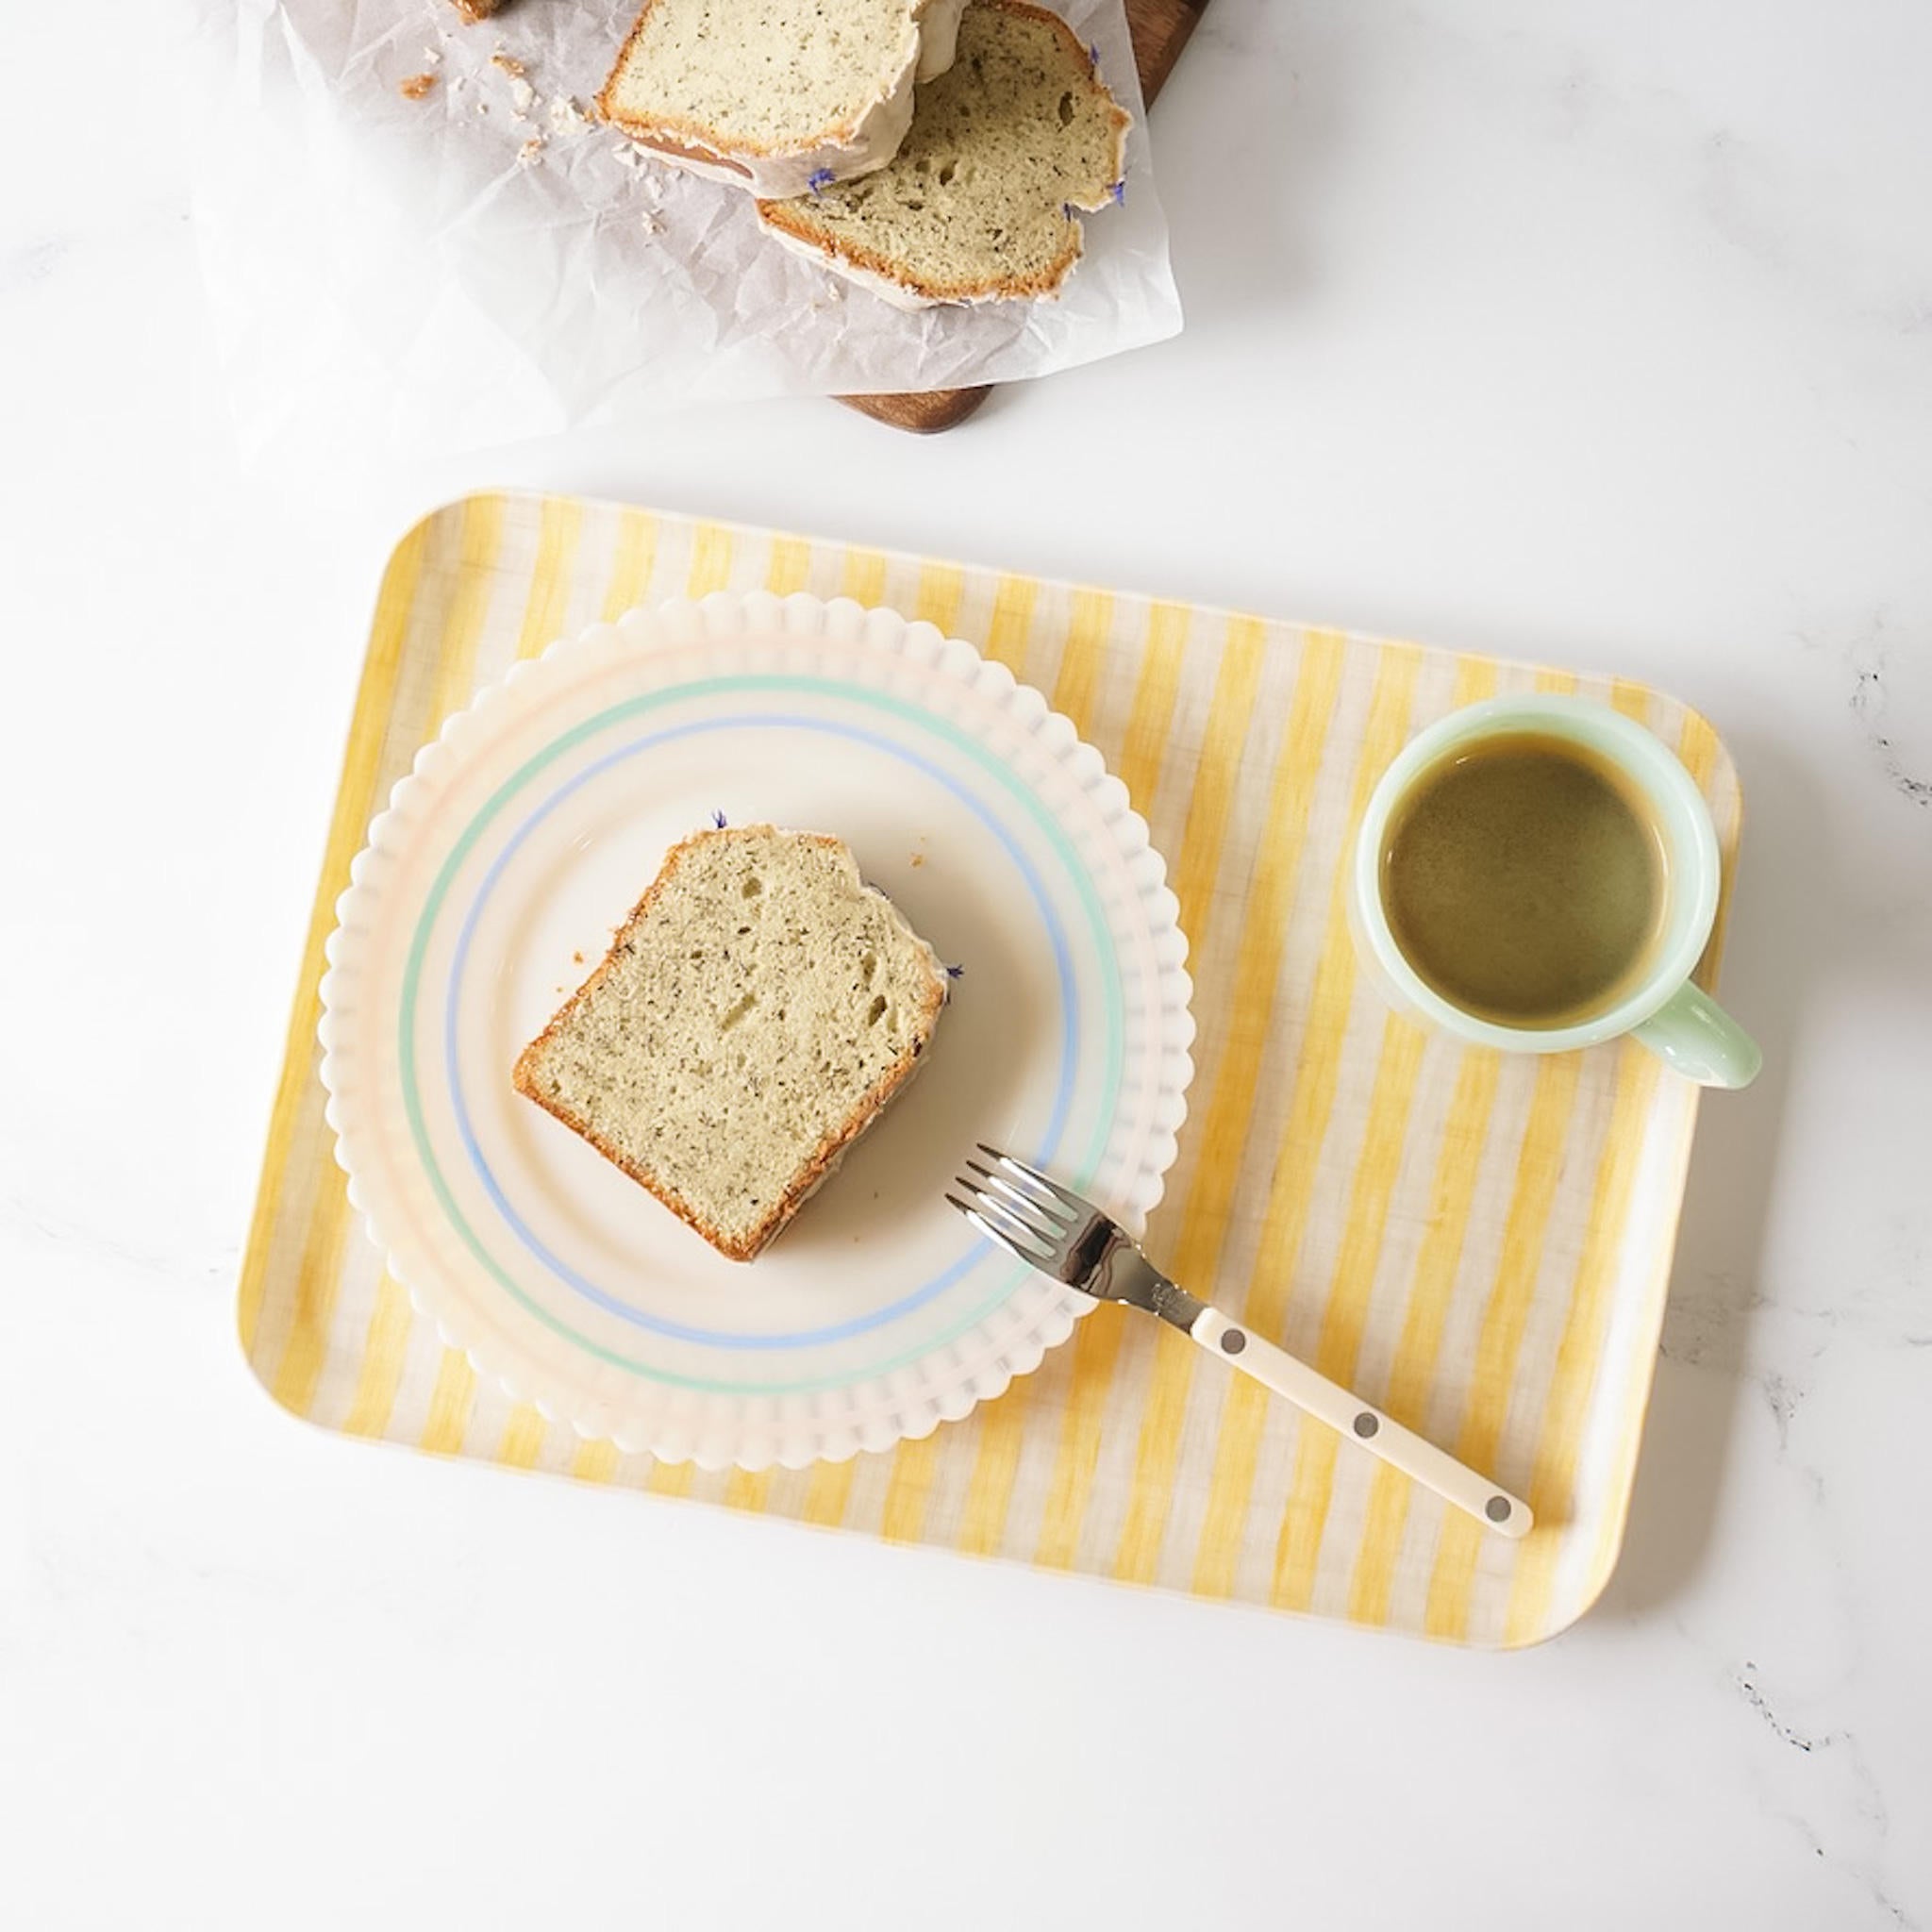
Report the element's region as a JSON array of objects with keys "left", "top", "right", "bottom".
[{"left": 398, "top": 672, "right": 1133, "bottom": 1394}]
